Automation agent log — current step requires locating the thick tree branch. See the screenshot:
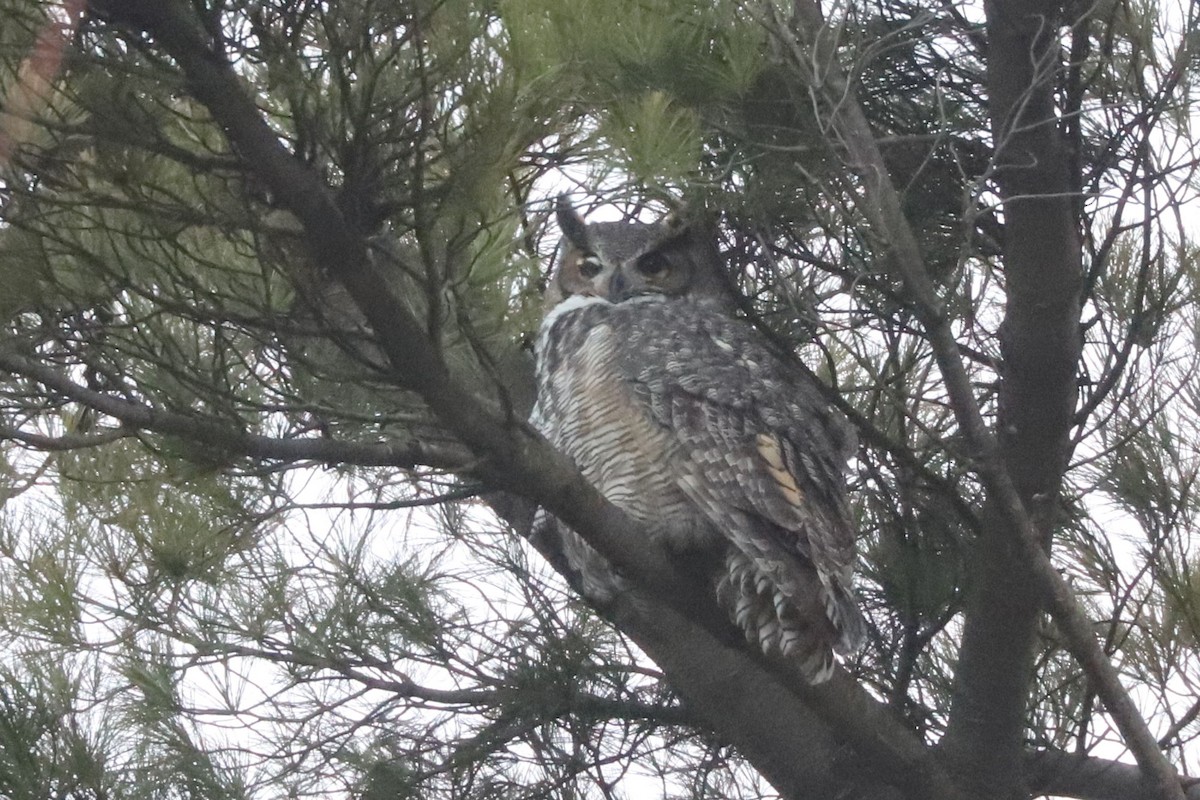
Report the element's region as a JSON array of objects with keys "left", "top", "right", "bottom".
[
  {"left": 1025, "top": 750, "right": 1200, "bottom": 800},
  {"left": 942, "top": 2, "right": 1084, "bottom": 794}
]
